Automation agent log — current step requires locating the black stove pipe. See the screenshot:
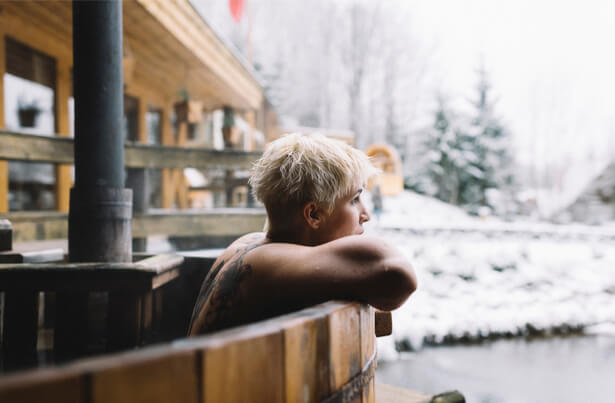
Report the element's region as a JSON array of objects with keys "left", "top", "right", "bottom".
[{"left": 69, "top": 0, "right": 132, "bottom": 263}]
